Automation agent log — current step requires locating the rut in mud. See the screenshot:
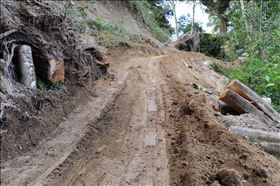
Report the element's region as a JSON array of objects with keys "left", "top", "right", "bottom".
[{"left": 1, "top": 47, "right": 280, "bottom": 186}]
